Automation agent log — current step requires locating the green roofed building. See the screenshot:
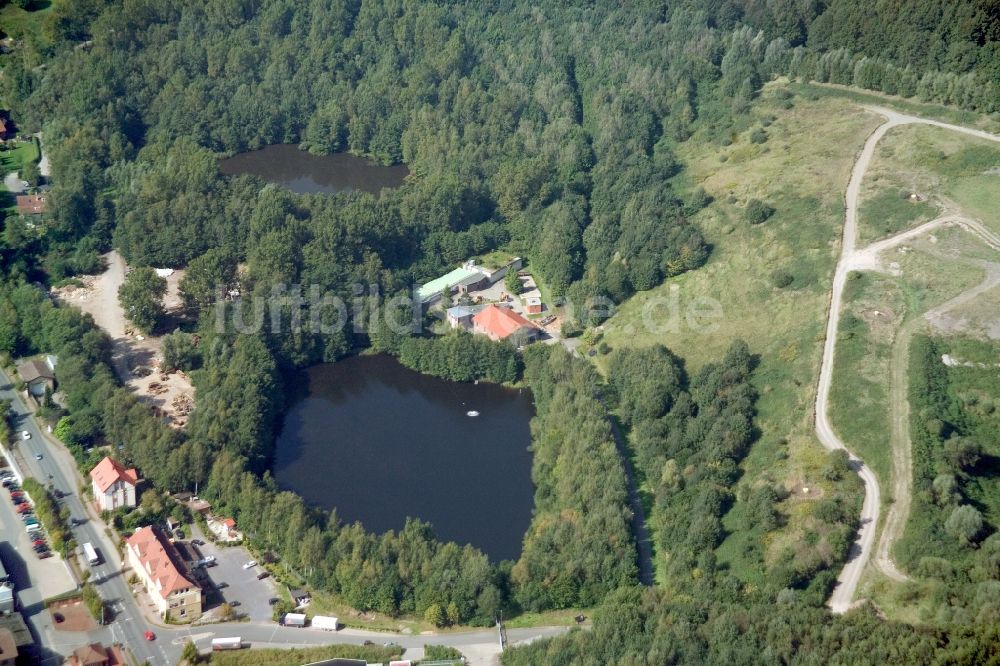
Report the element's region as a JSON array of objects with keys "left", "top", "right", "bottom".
[{"left": 417, "top": 265, "right": 488, "bottom": 304}]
